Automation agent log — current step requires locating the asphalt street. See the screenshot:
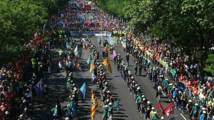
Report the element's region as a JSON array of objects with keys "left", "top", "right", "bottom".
[
  {"left": 71, "top": 38, "right": 143, "bottom": 120},
  {"left": 32, "top": 37, "right": 190, "bottom": 120},
  {"left": 111, "top": 39, "right": 189, "bottom": 120},
  {"left": 31, "top": 0, "right": 188, "bottom": 119}
]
